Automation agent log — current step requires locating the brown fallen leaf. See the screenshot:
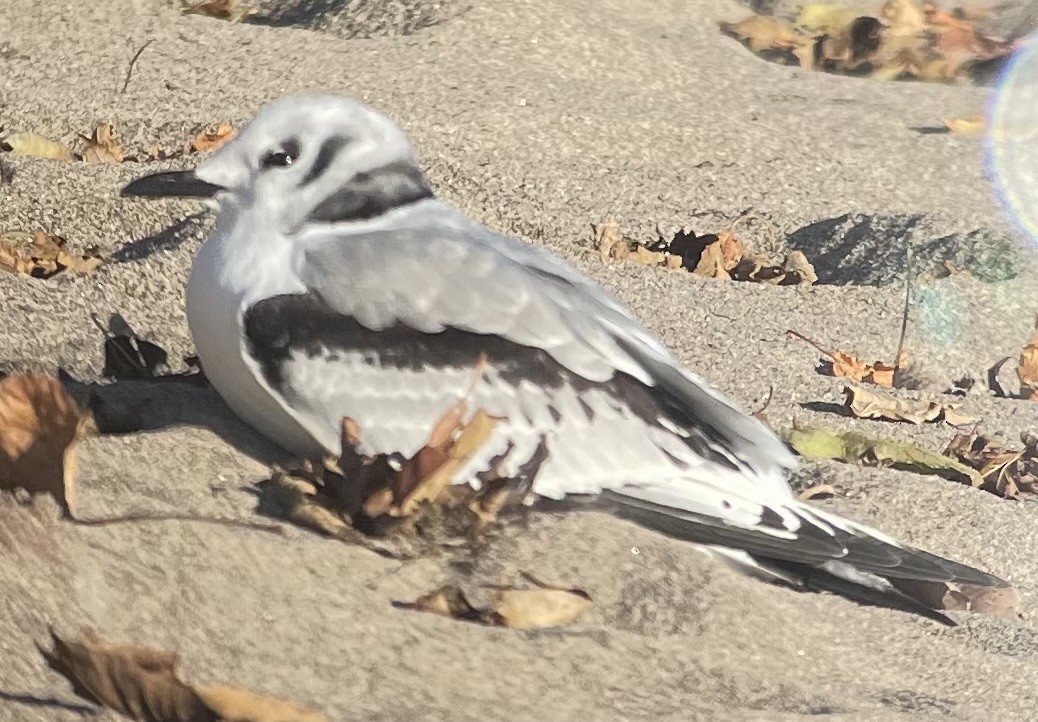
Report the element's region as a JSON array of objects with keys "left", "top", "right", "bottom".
[
  {"left": 0, "top": 374, "right": 82, "bottom": 515},
  {"left": 261, "top": 471, "right": 354, "bottom": 540},
  {"left": 490, "top": 586, "right": 594, "bottom": 629},
  {"left": 1017, "top": 320, "right": 1038, "bottom": 400},
  {"left": 944, "top": 432, "right": 1038, "bottom": 499},
  {"left": 80, "top": 122, "right": 124, "bottom": 163},
  {"left": 402, "top": 578, "right": 593, "bottom": 629},
  {"left": 941, "top": 115, "right": 985, "bottom": 136},
  {"left": 2, "top": 132, "right": 73, "bottom": 160},
  {"left": 190, "top": 122, "right": 237, "bottom": 153},
  {"left": 720, "top": 15, "right": 801, "bottom": 53},
  {"left": 594, "top": 218, "right": 627, "bottom": 260},
  {"left": 0, "top": 230, "right": 102, "bottom": 278},
  {"left": 184, "top": 0, "right": 237, "bottom": 19},
  {"left": 40, "top": 629, "right": 326, "bottom": 722},
  {"left": 786, "top": 330, "right": 894, "bottom": 386},
  {"left": 843, "top": 385, "right": 977, "bottom": 425},
  {"left": 392, "top": 408, "right": 500, "bottom": 517}
]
